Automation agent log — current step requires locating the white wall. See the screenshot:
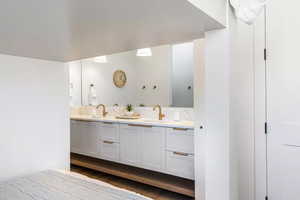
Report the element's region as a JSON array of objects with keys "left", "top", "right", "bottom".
[
  {"left": 0, "top": 54, "right": 69, "bottom": 181},
  {"left": 193, "top": 39, "right": 206, "bottom": 200},
  {"left": 202, "top": 29, "right": 230, "bottom": 200},
  {"left": 196, "top": 3, "right": 266, "bottom": 199},
  {"left": 229, "top": 8, "right": 256, "bottom": 200},
  {"left": 228, "top": 1, "right": 266, "bottom": 200},
  {"left": 188, "top": 0, "right": 227, "bottom": 26}
]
